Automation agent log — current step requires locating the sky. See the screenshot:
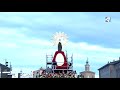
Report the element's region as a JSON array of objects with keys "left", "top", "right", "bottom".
[{"left": 0, "top": 12, "right": 120, "bottom": 78}]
